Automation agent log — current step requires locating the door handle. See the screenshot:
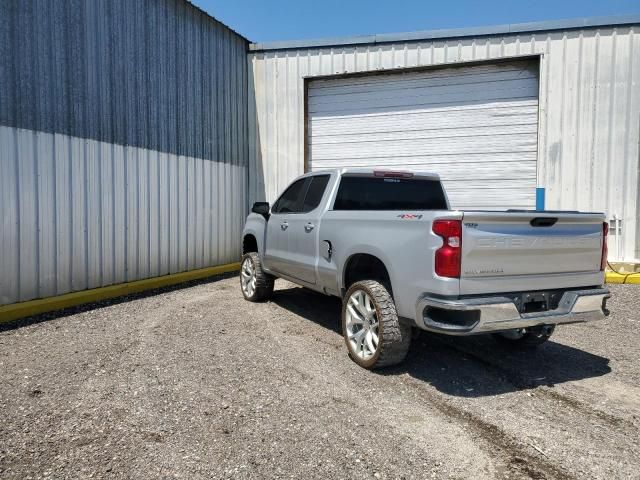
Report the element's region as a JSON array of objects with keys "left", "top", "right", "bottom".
[
  {"left": 304, "top": 222, "right": 315, "bottom": 232},
  {"left": 281, "top": 222, "right": 288, "bottom": 231}
]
